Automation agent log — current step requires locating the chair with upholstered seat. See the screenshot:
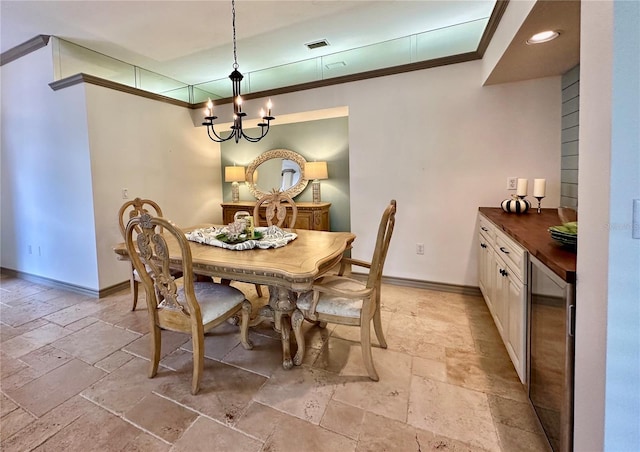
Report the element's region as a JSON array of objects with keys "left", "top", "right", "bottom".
[
  {"left": 125, "top": 212, "right": 253, "bottom": 395},
  {"left": 292, "top": 199, "right": 396, "bottom": 380},
  {"left": 253, "top": 190, "right": 298, "bottom": 228},
  {"left": 118, "top": 198, "right": 167, "bottom": 311}
]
